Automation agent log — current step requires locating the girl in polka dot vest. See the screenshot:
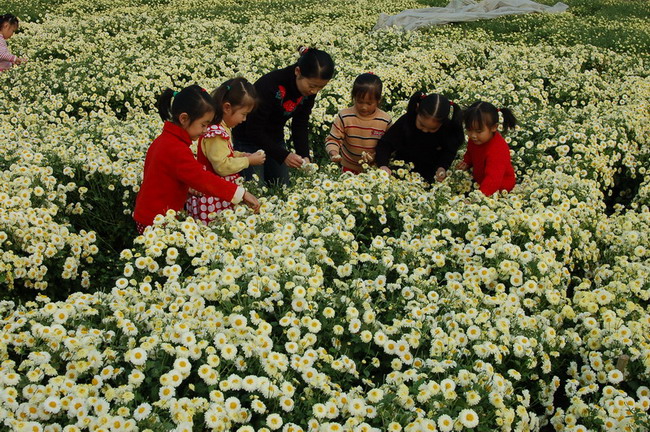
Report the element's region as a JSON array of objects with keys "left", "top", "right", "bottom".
[{"left": 186, "top": 78, "right": 266, "bottom": 224}]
